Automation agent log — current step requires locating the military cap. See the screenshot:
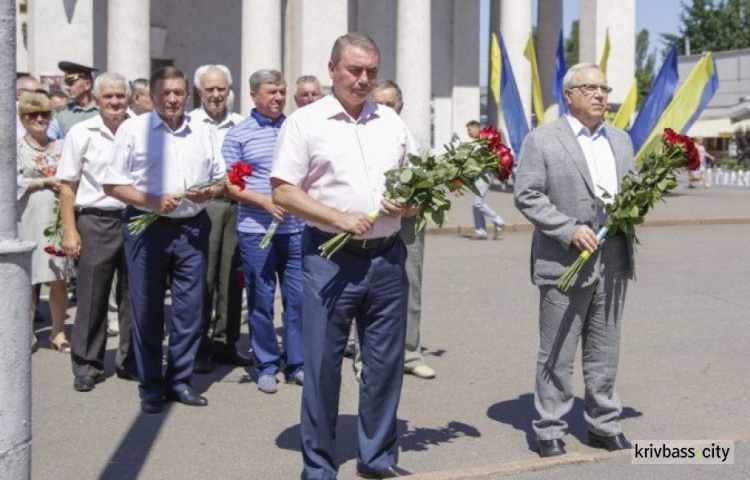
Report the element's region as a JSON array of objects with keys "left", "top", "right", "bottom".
[{"left": 58, "top": 61, "right": 98, "bottom": 83}]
